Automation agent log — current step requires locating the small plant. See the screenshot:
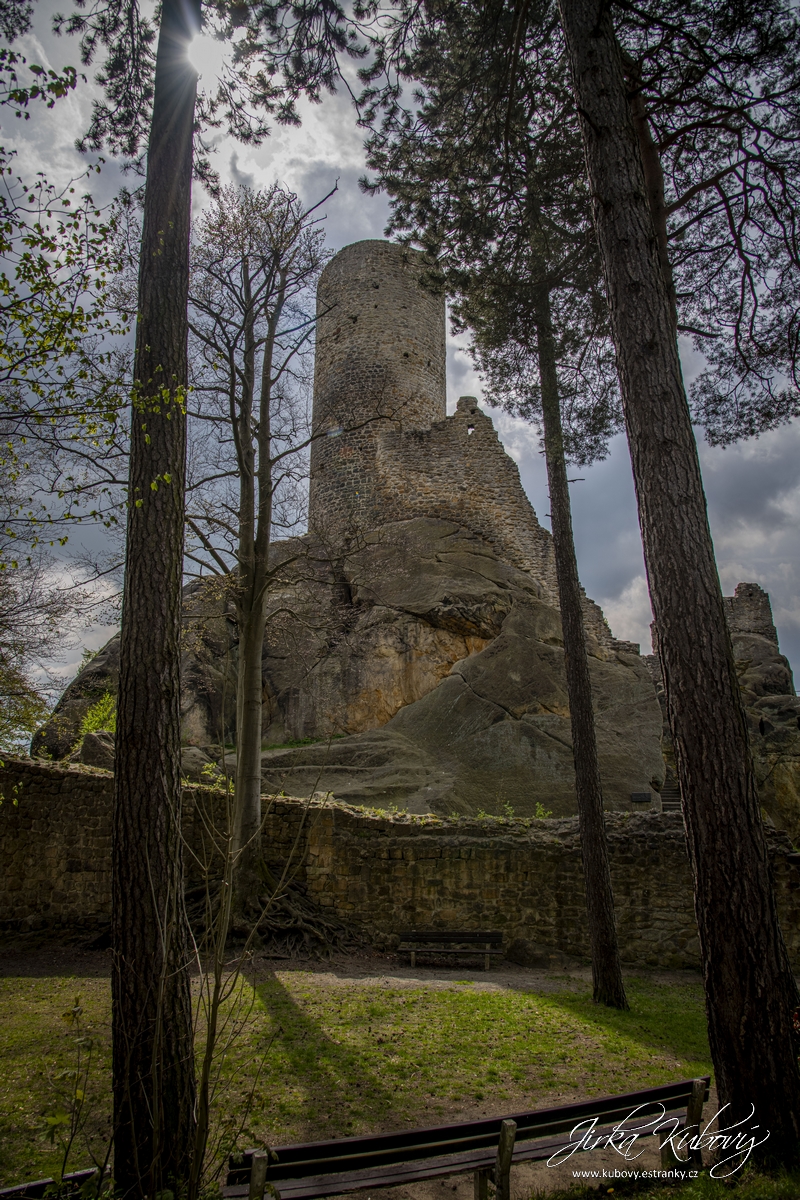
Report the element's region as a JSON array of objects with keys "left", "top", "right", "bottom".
[
  {"left": 199, "top": 759, "right": 234, "bottom": 793},
  {"left": 43, "top": 996, "right": 111, "bottom": 1189},
  {"left": 502, "top": 801, "right": 515, "bottom": 819},
  {"left": 79, "top": 693, "right": 116, "bottom": 737},
  {"left": 358, "top": 802, "right": 402, "bottom": 818},
  {"left": 534, "top": 802, "right": 553, "bottom": 819}
]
